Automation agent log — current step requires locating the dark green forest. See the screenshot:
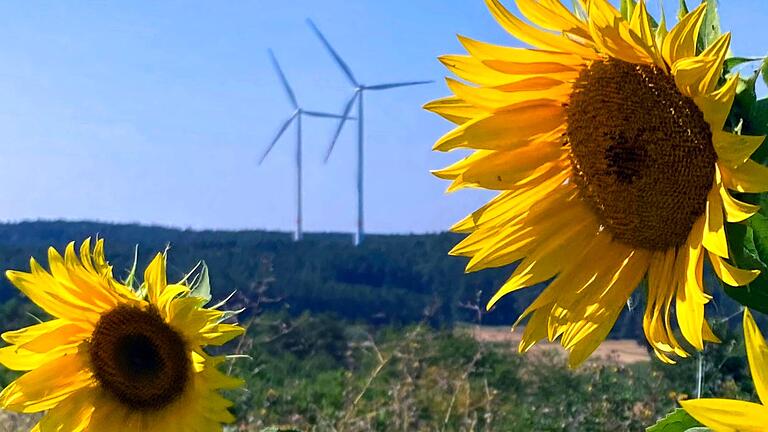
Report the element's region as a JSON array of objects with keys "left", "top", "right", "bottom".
[{"left": 0, "top": 220, "right": 727, "bottom": 339}]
